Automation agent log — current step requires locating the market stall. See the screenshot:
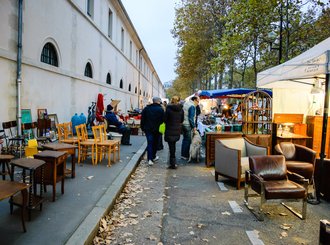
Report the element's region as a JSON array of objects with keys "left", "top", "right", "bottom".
[
  {"left": 257, "top": 36, "right": 330, "bottom": 200},
  {"left": 195, "top": 88, "right": 272, "bottom": 136}
]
